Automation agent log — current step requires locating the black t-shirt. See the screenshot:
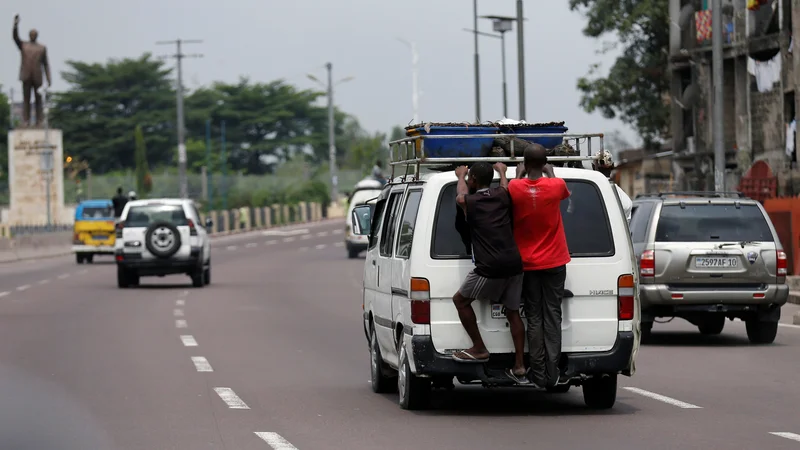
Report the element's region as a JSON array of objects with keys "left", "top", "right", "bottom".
[
  {"left": 112, "top": 195, "right": 127, "bottom": 218},
  {"left": 463, "top": 187, "right": 523, "bottom": 278}
]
